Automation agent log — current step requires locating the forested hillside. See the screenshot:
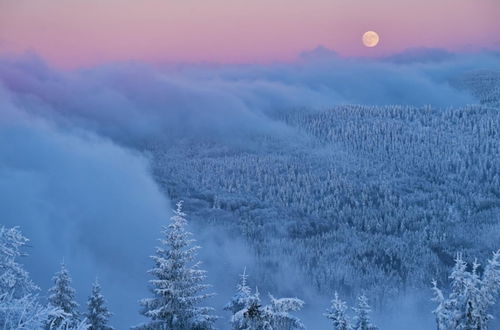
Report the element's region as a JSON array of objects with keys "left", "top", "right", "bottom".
[{"left": 151, "top": 71, "right": 500, "bottom": 302}]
